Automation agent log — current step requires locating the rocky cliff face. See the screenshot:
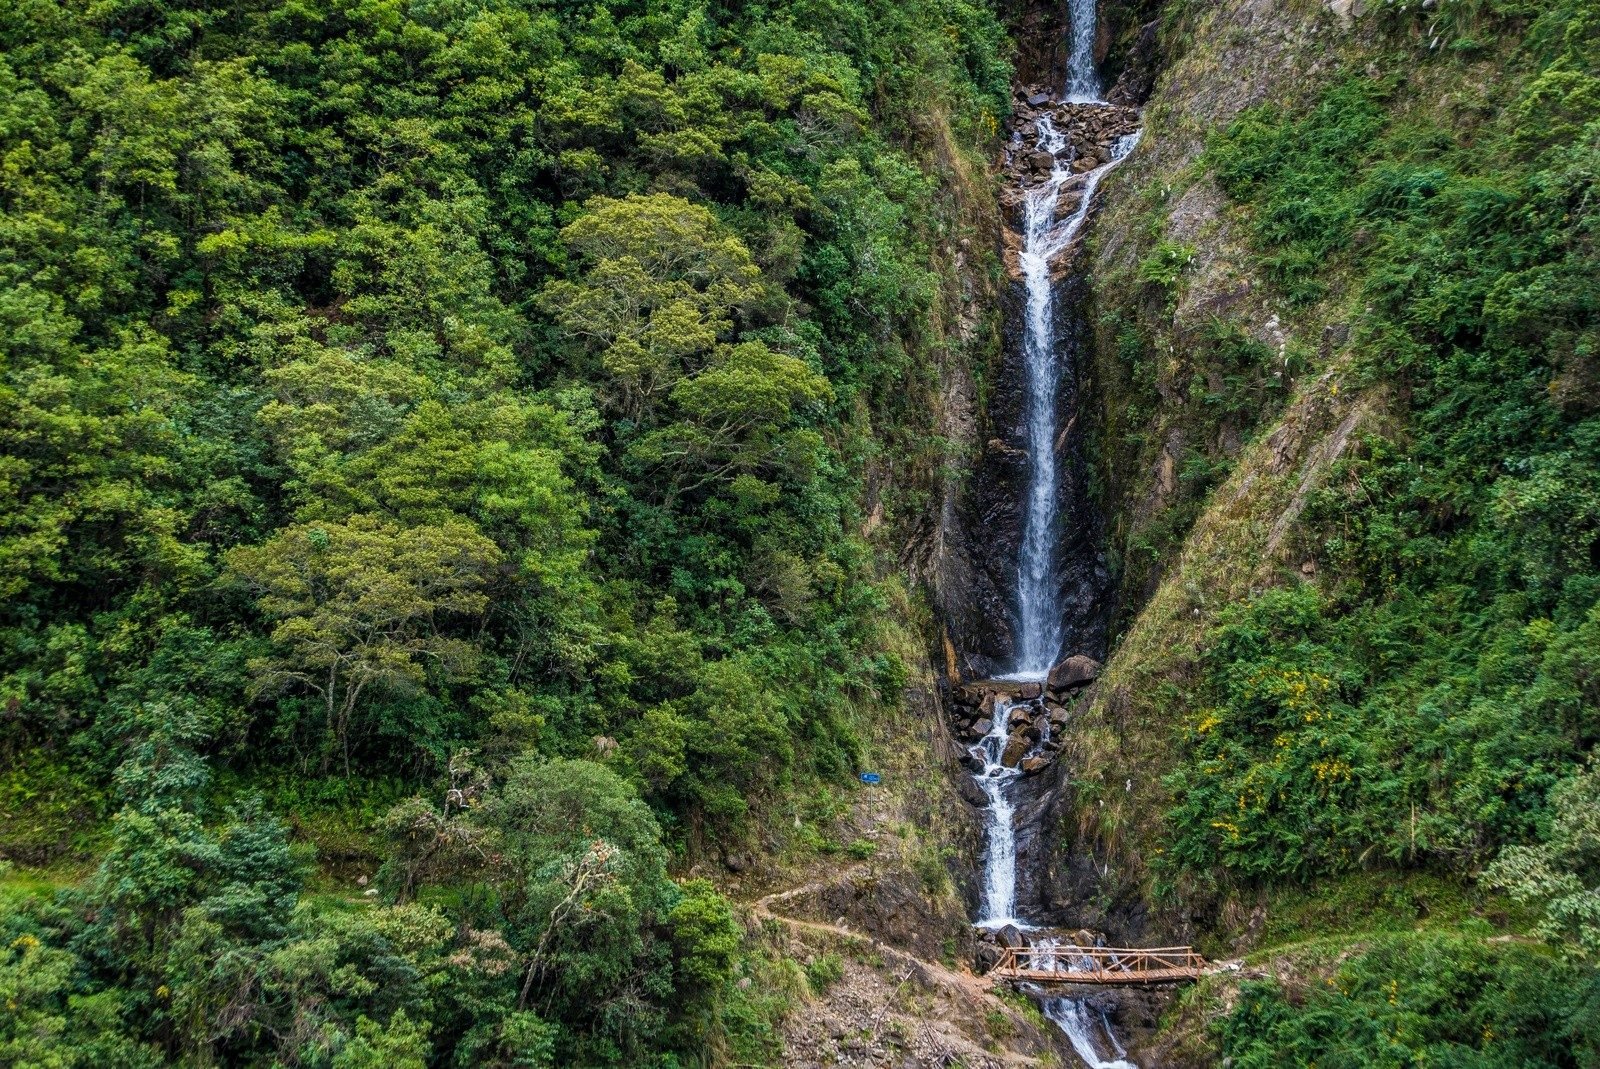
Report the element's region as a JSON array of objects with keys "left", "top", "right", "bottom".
[
  {"left": 932, "top": 0, "right": 1388, "bottom": 947},
  {"left": 1000, "top": 0, "right": 1167, "bottom": 95}
]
